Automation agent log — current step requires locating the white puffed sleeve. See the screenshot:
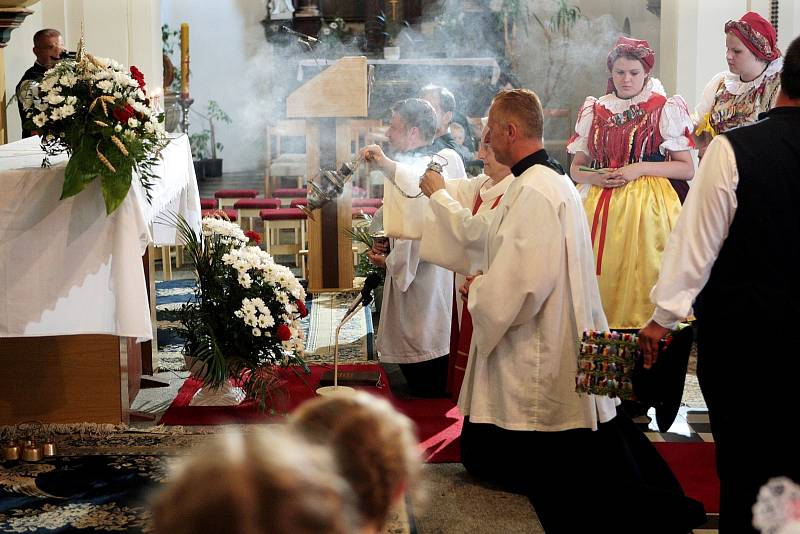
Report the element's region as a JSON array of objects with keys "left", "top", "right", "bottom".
[
  {"left": 566, "top": 96, "right": 597, "bottom": 155},
  {"left": 694, "top": 72, "right": 726, "bottom": 122},
  {"left": 659, "top": 95, "right": 694, "bottom": 154}
]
